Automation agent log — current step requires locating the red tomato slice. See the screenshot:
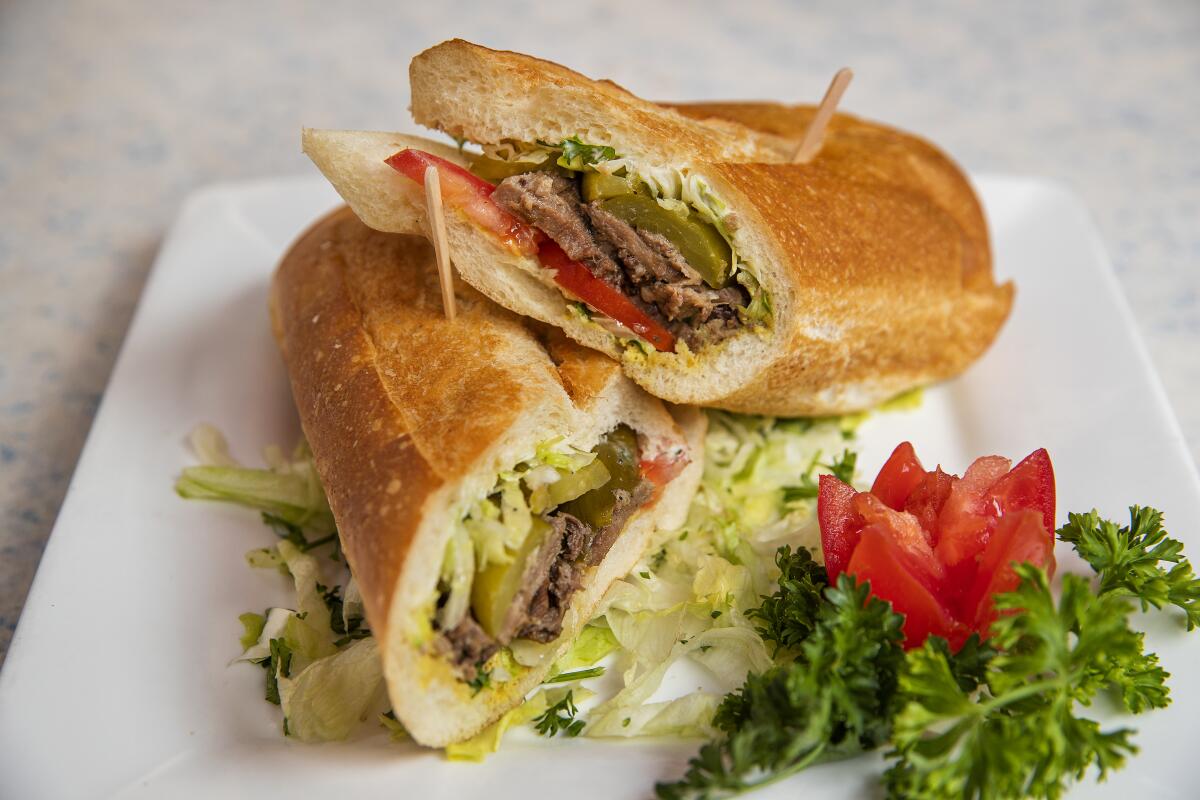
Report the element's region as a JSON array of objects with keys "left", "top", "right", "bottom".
[
  {"left": 987, "top": 448, "right": 1056, "bottom": 536},
  {"left": 963, "top": 510, "right": 1056, "bottom": 633},
  {"left": 851, "top": 493, "right": 943, "bottom": 594},
  {"left": 846, "top": 528, "right": 968, "bottom": 649},
  {"left": 538, "top": 241, "right": 676, "bottom": 352},
  {"left": 933, "top": 455, "right": 1011, "bottom": 566},
  {"left": 904, "top": 467, "right": 956, "bottom": 536},
  {"left": 384, "top": 149, "right": 541, "bottom": 255},
  {"left": 870, "top": 441, "right": 926, "bottom": 510},
  {"left": 640, "top": 453, "right": 688, "bottom": 487},
  {"left": 818, "top": 475, "right": 862, "bottom": 581}
]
